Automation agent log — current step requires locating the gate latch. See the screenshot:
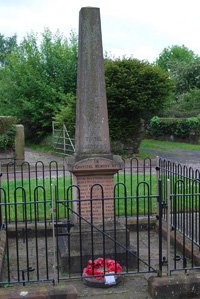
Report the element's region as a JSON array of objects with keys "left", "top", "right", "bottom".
[{"left": 54, "top": 219, "right": 74, "bottom": 237}]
